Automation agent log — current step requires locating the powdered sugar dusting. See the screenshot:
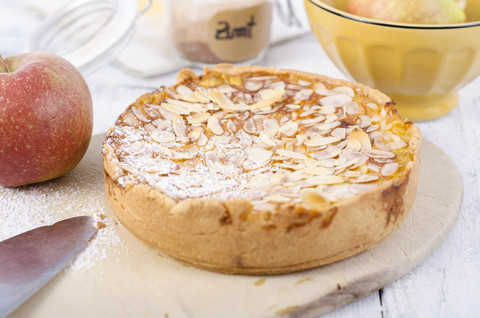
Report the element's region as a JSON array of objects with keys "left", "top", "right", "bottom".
[{"left": 0, "top": 140, "right": 125, "bottom": 272}]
